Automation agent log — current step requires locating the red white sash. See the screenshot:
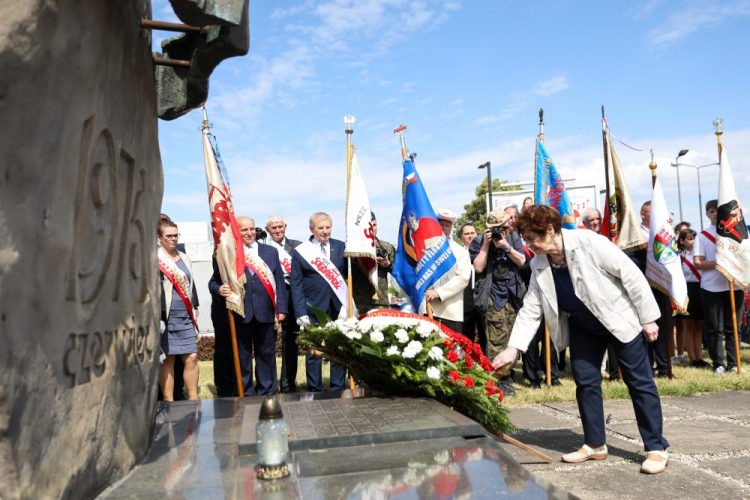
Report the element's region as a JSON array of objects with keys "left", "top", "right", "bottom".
[
  {"left": 296, "top": 241, "right": 352, "bottom": 318},
  {"left": 701, "top": 230, "right": 716, "bottom": 244},
  {"left": 276, "top": 244, "right": 293, "bottom": 276},
  {"left": 158, "top": 247, "right": 197, "bottom": 328},
  {"left": 244, "top": 251, "right": 277, "bottom": 313},
  {"left": 681, "top": 255, "right": 701, "bottom": 282}
]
